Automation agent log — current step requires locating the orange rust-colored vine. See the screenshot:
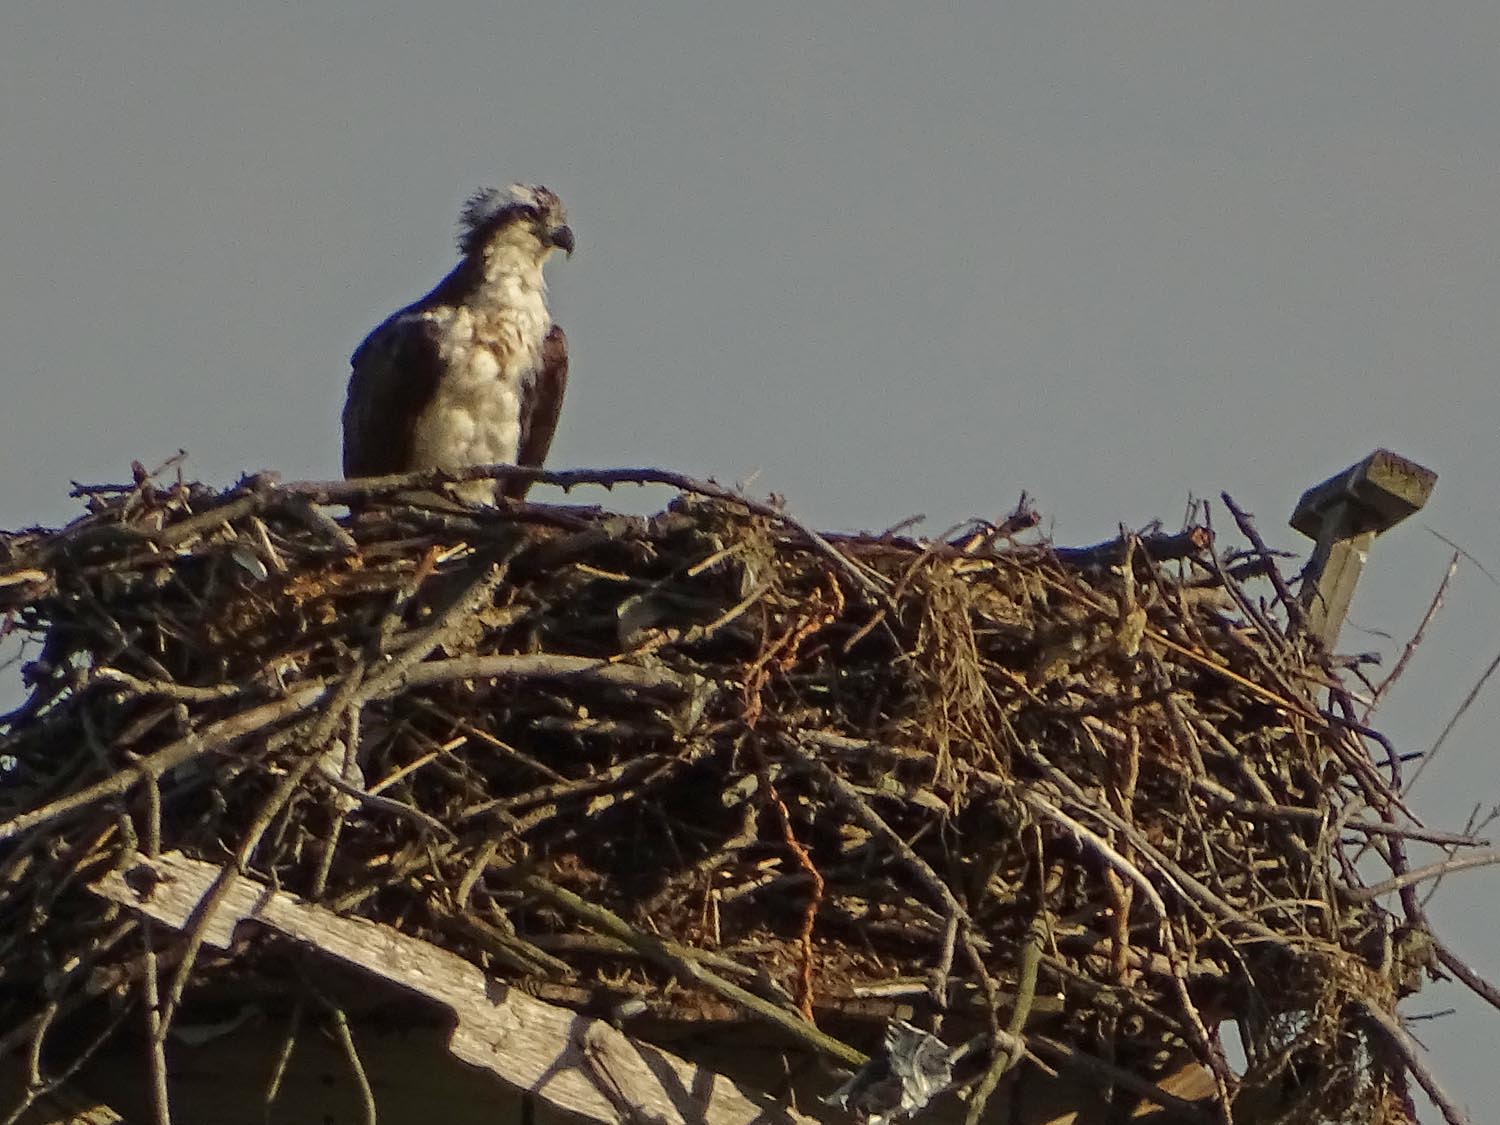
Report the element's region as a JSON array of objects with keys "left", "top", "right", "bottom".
[
  {"left": 739, "top": 573, "right": 844, "bottom": 1021},
  {"left": 741, "top": 572, "right": 844, "bottom": 730}
]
